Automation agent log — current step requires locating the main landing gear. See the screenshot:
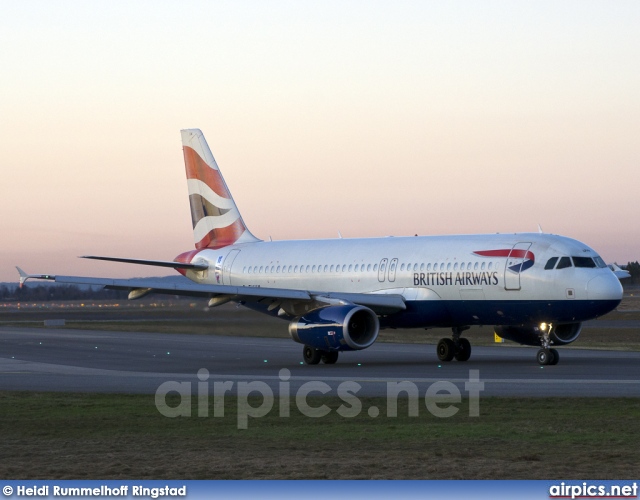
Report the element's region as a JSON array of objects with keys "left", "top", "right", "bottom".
[
  {"left": 537, "top": 323, "right": 559, "bottom": 366},
  {"left": 437, "top": 327, "right": 472, "bottom": 362},
  {"left": 302, "top": 345, "right": 339, "bottom": 365}
]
